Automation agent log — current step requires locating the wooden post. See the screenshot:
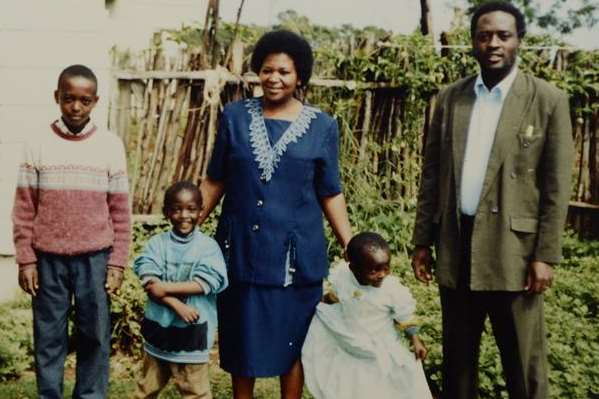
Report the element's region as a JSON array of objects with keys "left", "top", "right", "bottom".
[
  {"left": 420, "top": 0, "right": 434, "bottom": 42},
  {"left": 116, "top": 80, "right": 131, "bottom": 142},
  {"left": 358, "top": 90, "right": 373, "bottom": 162}
]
